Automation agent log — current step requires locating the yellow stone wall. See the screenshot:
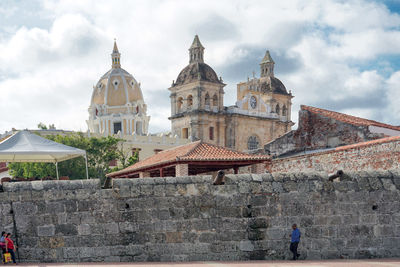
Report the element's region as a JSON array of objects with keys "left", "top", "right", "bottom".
[{"left": 231, "top": 115, "right": 289, "bottom": 152}]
